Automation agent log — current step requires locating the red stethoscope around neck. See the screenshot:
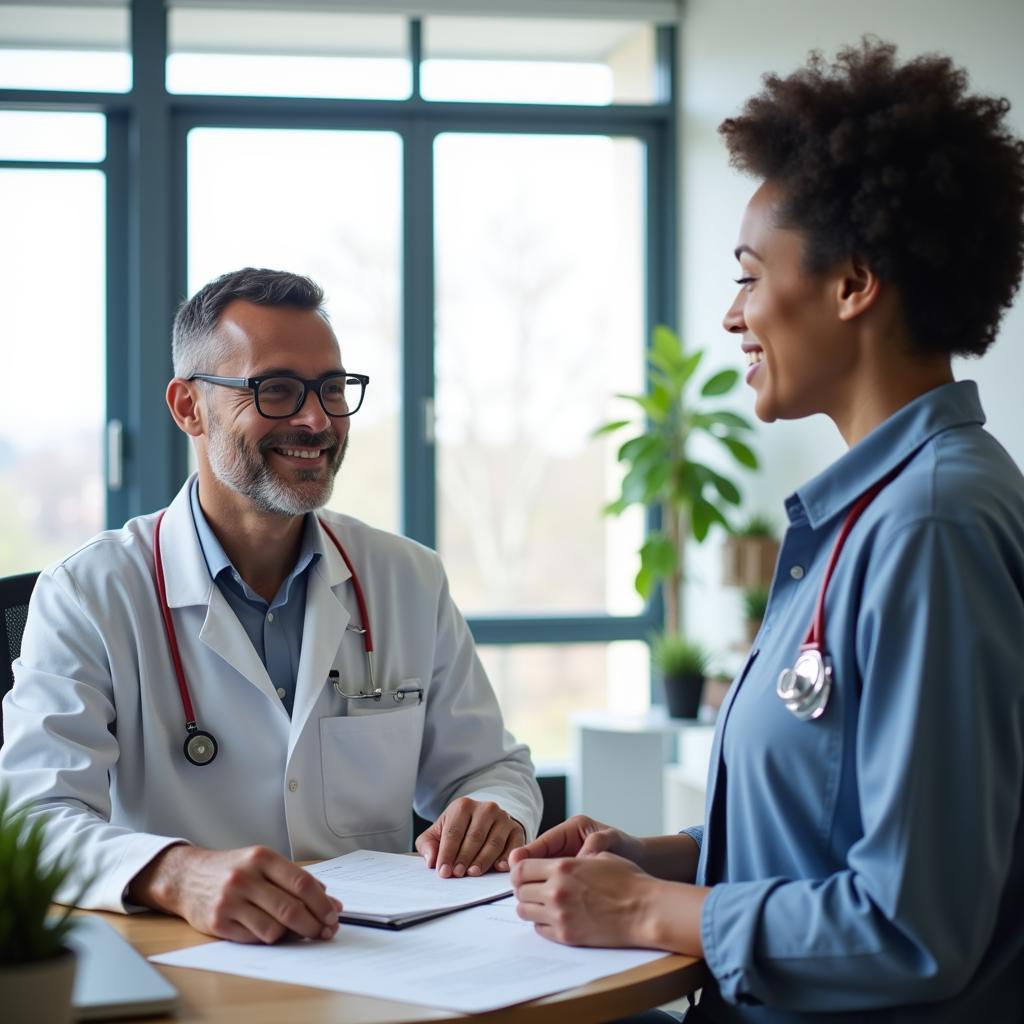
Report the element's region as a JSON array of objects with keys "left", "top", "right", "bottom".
[
  {"left": 775, "top": 454, "right": 912, "bottom": 721},
  {"left": 152, "top": 511, "right": 375, "bottom": 766}
]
